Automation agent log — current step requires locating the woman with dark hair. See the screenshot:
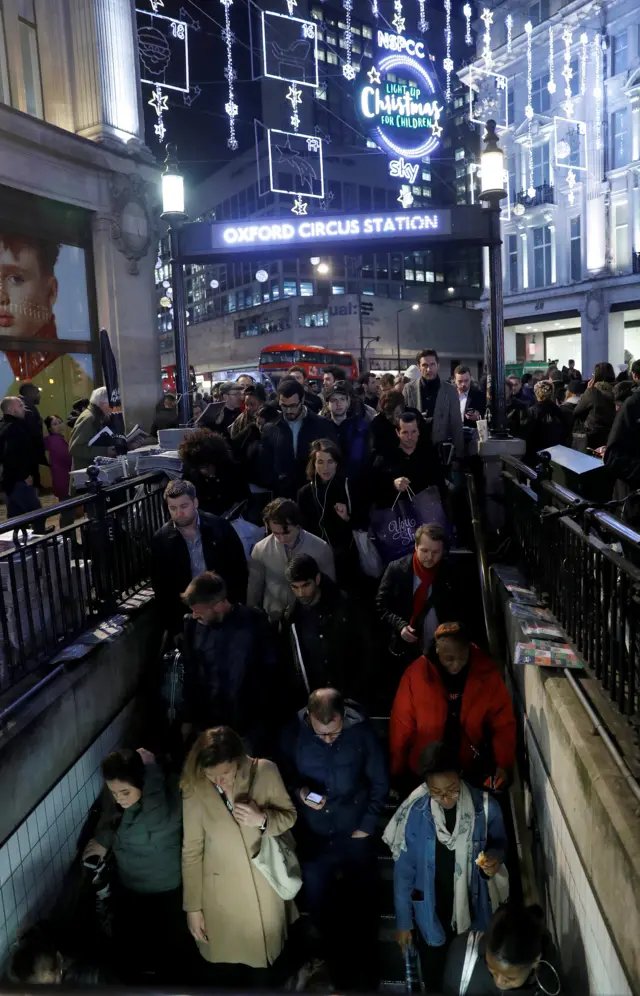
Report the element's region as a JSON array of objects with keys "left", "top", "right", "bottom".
[
  {"left": 181, "top": 726, "right": 298, "bottom": 986},
  {"left": 178, "top": 427, "right": 249, "bottom": 516},
  {"left": 296, "top": 438, "right": 365, "bottom": 585},
  {"left": 370, "top": 389, "right": 406, "bottom": 460},
  {"left": 385, "top": 742, "right": 508, "bottom": 994},
  {"left": 524, "top": 382, "right": 571, "bottom": 462},
  {"left": 572, "top": 361, "right": 617, "bottom": 449},
  {"left": 82, "top": 747, "right": 187, "bottom": 982},
  {"left": 442, "top": 902, "right": 561, "bottom": 994},
  {"left": 44, "top": 414, "right": 71, "bottom": 501},
  {"left": 390, "top": 622, "right": 516, "bottom": 789}
]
